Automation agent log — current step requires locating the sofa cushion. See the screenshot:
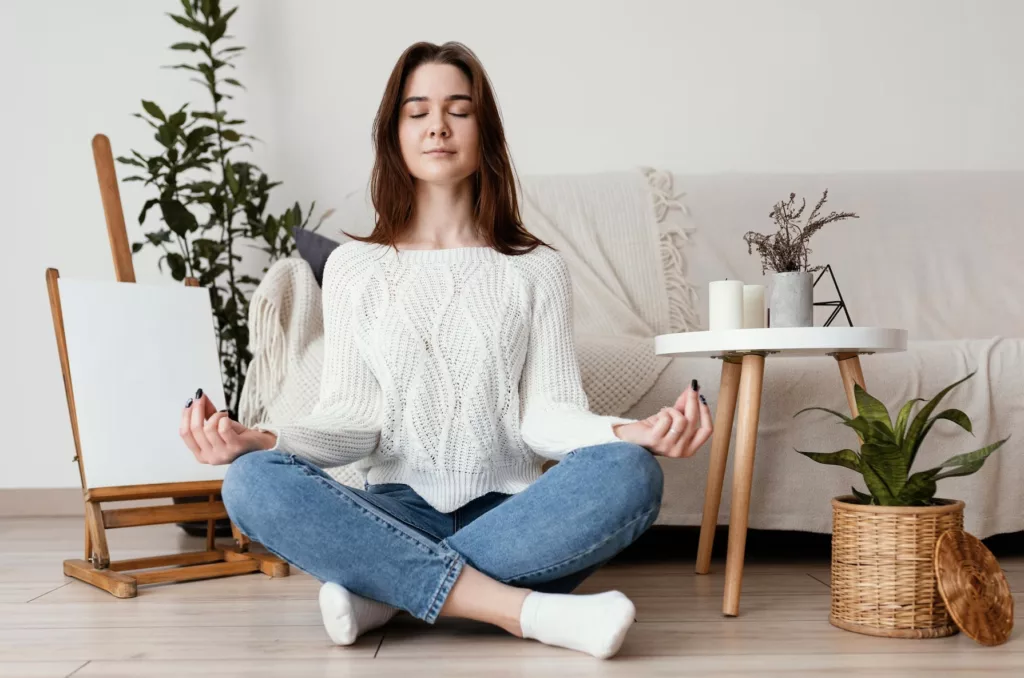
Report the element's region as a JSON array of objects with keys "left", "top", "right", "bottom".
[{"left": 294, "top": 228, "right": 342, "bottom": 286}]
